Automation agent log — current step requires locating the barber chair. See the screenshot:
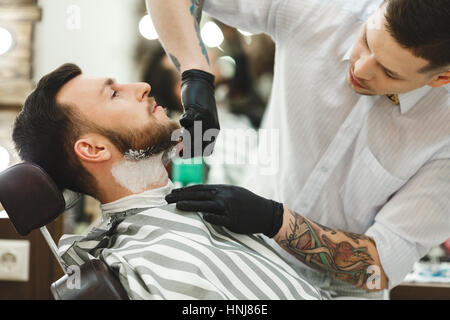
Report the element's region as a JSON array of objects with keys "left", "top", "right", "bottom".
[{"left": 0, "top": 162, "right": 129, "bottom": 300}]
